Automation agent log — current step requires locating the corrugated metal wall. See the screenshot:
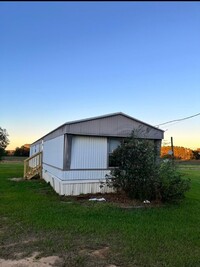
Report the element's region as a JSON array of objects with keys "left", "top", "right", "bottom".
[
  {"left": 63, "top": 170, "right": 110, "bottom": 180},
  {"left": 43, "top": 135, "right": 64, "bottom": 169},
  {"left": 42, "top": 113, "right": 164, "bottom": 142},
  {"left": 30, "top": 143, "right": 42, "bottom": 157},
  {"left": 70, "top": 136, "right": 107, "bottom": 169},
  {"left": 43, "top": 170, "right": 115, "bottom": 196},
  {"left": 43, "top": 163, "right": 64, "bottom": 179},
  {"left": 29, "top": 142, "right": 43, "bottom": 167},
  {"left": 61, "top": 181, "right": 115, "bottom": 196}
]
